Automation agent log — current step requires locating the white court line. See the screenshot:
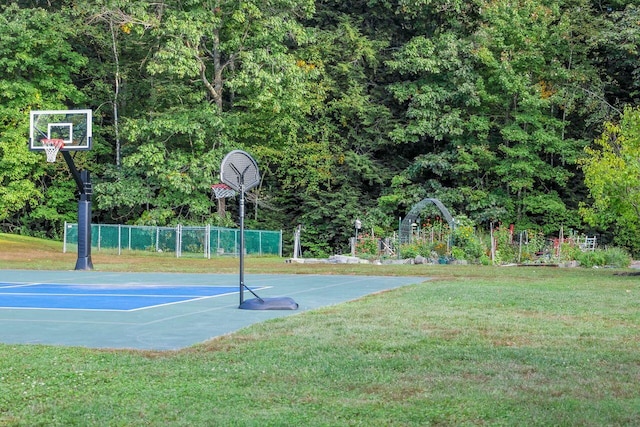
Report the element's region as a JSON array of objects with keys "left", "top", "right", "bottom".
[
  {"left": 127, "top": 291, "right": 245, "bottom": 312},
  {"left": 0, "top": 282, "right": 46, "bottom": 289},
  {"left": 0, "top": 292, "right": 237, "bottom": 298},
  {"left": 126, "top": 287, "right": 271, "bottom": 312},
  {"left": 0, "top": 316, "right": 137, "bottom": 325},
  {"left": 0, "top": 287, "right": 271, "bottom": 313}
]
